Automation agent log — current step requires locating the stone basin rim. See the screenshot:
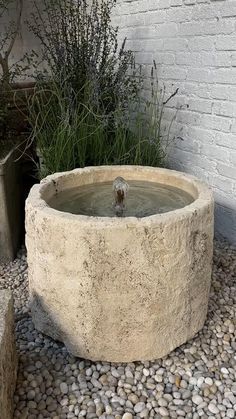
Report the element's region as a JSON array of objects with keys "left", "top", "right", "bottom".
[{"left": 27, "top": 165, "right": 213, "bottom": 225}]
